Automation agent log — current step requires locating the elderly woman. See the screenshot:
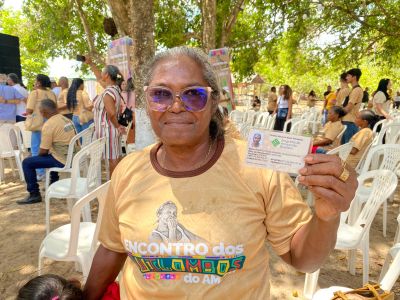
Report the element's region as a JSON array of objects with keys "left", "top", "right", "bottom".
[{"left": 84, "top": 47, "right": 357, "bottom": 299}]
